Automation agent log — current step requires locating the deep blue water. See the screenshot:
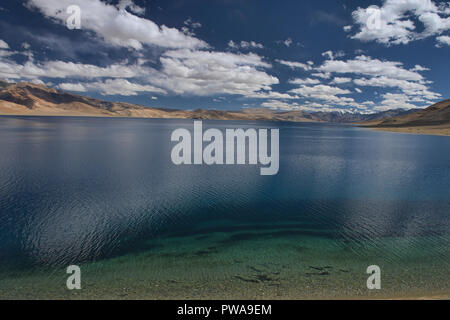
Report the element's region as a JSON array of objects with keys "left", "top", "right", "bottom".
[{"left": 0, "top": 116, "right": 449, "bottom": 269}]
